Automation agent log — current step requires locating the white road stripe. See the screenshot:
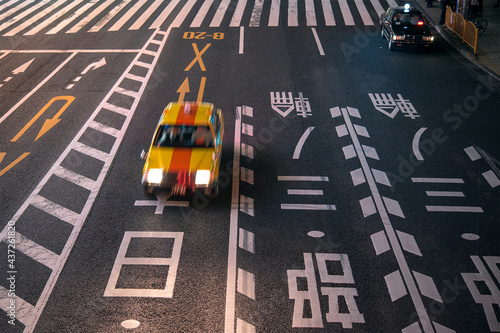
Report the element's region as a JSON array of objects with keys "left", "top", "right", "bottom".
[
  {"left": 426, "top": 206, "right": 484, "bottom": 213},
  {"left": 341, "top": 107, "right": 435, "bottom": 332},
  {"left": 269, "top": 0, "right": 280, "bottom": 26},
  {"left": 384, "top": 270, "right": 407, "bottom": 301},
  {"left": 9, "top": 232, "right": 59, "bottom": 270},
  {"left": 230, "top": 0, "right": 248, "bottom": 27},
  {"left": 0, "top": 285, "right": 34, "bottom": 326},
  {"left": 287, "top": 189, "right": 324, "bottom": 195},
  {"left": 483, "top": 170, "right": 500, "bottom": 188},
  {"left": 425, "top": 191, "right": 465, "bottom": 197},
  {"left": 371, "top": 230, "right": 390, "bottom": 255},
  {"left": 190, "top": 0, "right": 214, "bottom": 28},
  {"left": 239, "top": 26, "right": 244, "bottom": 54},
  {"left": 89, "top": 0, "right": 132, "bottom": 32},
  {"left": 411, "top": 177, "right": 464, "bottom": 183},
  {"left": 47, "top": 0, "right": 98, "bottom": 34},
  {"left": 171, "top": 0, "right": 197, "bottom": 28},
  {"left": 88, "top": 120, "right": 121, "bottom": 138},
  {"left": 130, "top": 0, "right": 164, "bottom": 30},
  {"left": 311, "top": 27, "right": 324, "bottom": 55},
  {"left": 338, "top": 0, "right": 355, "bottom": 26},
  {"left": 464, "top": 146, "right": 481, "bottom": 161},
  {"left": 25, "top": 0, "right": 83, "bottom": 36},
  {"left": 30, "top": 194, "right": 80, "bottom": 225},
  {"left": 72, "top": 142, "right": 108, "bottom": 162},
  {"left": 281, "top": 204, "right": 336, "bottom": 210},
  {"left": 110, "top": 0, "right": 148, "bottom": 31},
  {"left": 238, "top": 228, "right": 255, "bottom": 253},
  {"left": 225, "top": 106, "right": 242, "bottom": 333},
  {"left": 0, "top": 0, "right": 21, "bottom": 13},
  {"left": 210, "top": 0, "right": 231, "bottom": 27},
  {"left": 0, "top": 0, "right": 46, "bottom": 34},
  {"left": 278, "top": 176, "right": 328, "bottom": 181},
  {"left": 305, "top": 0, "right": 317, "bottom": 26},
  {"left": 249, "top": 0, "right": 264, "bottom": 27},
  {"left": 66, "top": 0, "right": 116, "bottom": 34},
  {"left": 321, "top": 0, "right": 336, "bottom": 26},
  {"left": 288, "top": 0, "right": 298, "bottom": 26},
  {"left": 293, "top": 126, "right": 314, "bottom": 159},
  {"left": 237, "top": 268, "right": 255, "bottom": 299},
  {"left": 53, "top": 165, "right": 96, "bottom": 191},
  {"left": 370, "top": 0, "right": 385, "bottom": 19},
  {"left": 354, "top": 0, "right": 374, "bottom": 25},
  {"left": 0, "top": 0, "right": 33, "bottom": 23}
]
